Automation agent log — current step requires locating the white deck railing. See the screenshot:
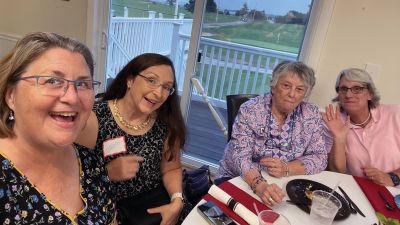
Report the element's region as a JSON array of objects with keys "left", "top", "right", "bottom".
[
  {"left": 106, "top": 14, "right": 298, "bottom": 108},
  {"left": 176, "top": 35, "right": 297, "bottom": 108},
  {"left": 106, "top": 11, "right": 192, "bottom": 77}
]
